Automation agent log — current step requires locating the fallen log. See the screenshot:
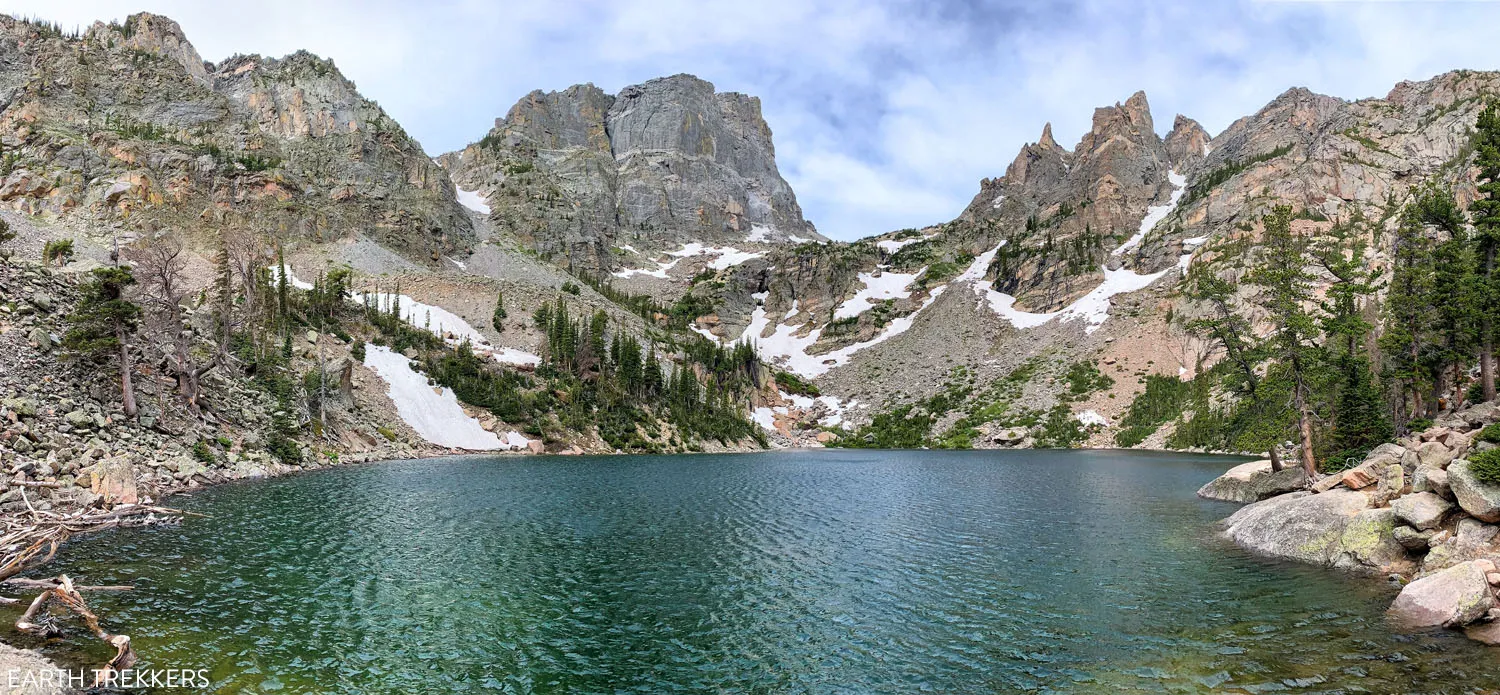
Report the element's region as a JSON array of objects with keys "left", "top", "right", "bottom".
[
  {"left": 16, "top": 574, "right": 136, "bottom": 686},
  {"left": 3, "top": 577, "right": 133, "bottom": 591}
]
